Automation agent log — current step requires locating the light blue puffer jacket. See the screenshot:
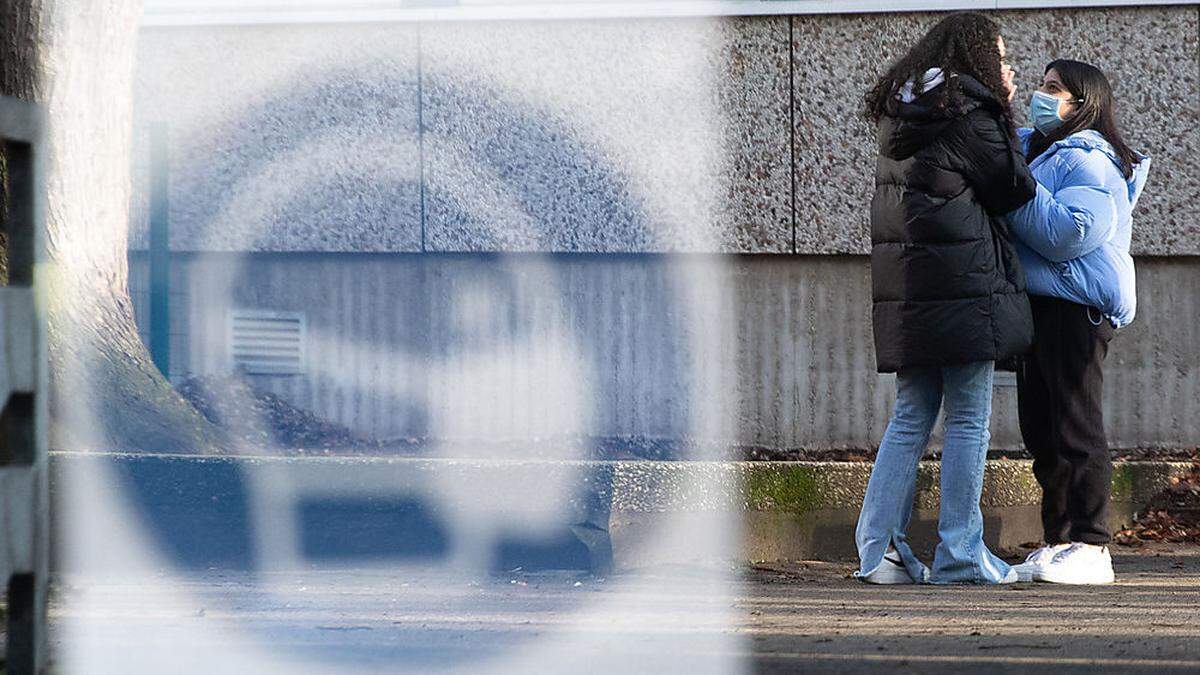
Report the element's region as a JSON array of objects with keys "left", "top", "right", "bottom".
[{"left": 1005, "top": 128, "right": 1150, "bottom": 328}]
